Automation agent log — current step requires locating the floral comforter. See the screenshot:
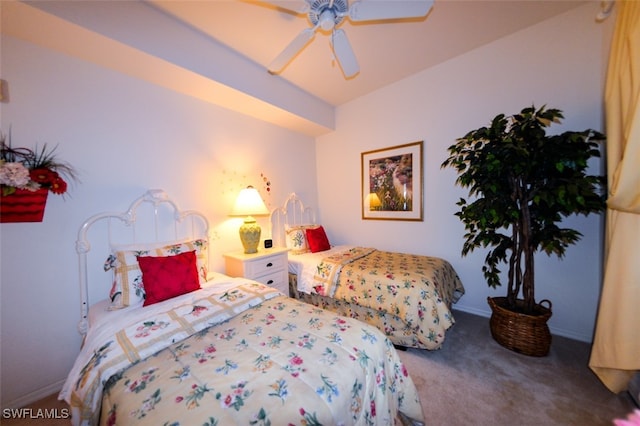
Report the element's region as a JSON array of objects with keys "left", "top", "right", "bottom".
[
  {"left": 59, "top": 279, "right": 424, "bottom": 425},
  {"left": 301, "top": 247, "right": 465, "bottom": 350}
]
